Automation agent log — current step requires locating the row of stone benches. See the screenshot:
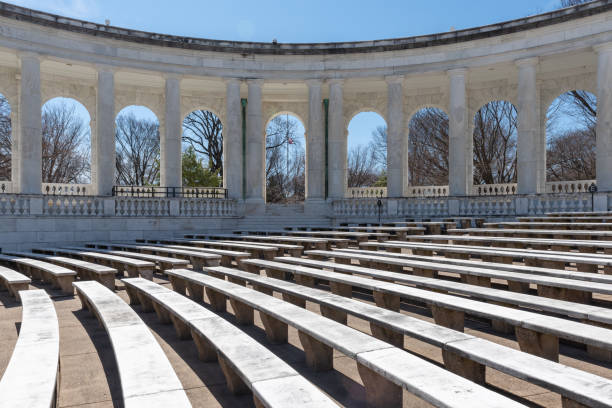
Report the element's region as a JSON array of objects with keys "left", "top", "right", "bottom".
[
  {"left": 201, "top": 264, "right": 612, "bottom": 408},
  {"left": 165, "top": 268, "right": 526, "bottom": 407},
  {"left": 183, "top": 233, "right": 338, "bottom": 250},
  {"left": 484, "top": 221, "right": 612, "bottom": 230},
  {"left": 449, "top": 228, "right": 612, "bottom": 240},
  {"left": 239, "top": 257, "right": 612, "bottom": 363}
]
